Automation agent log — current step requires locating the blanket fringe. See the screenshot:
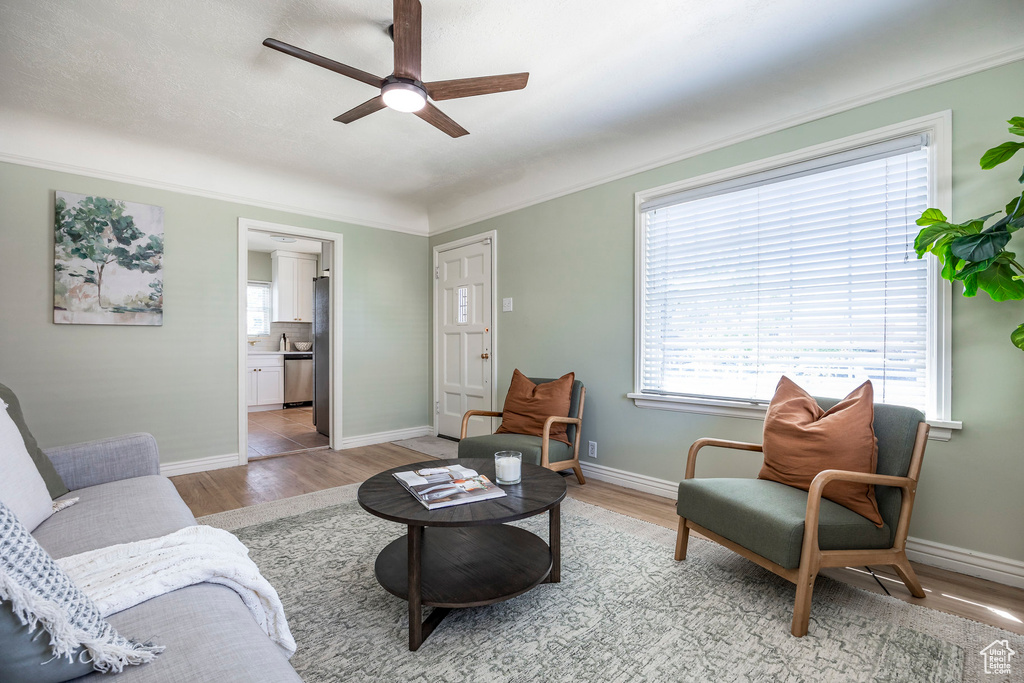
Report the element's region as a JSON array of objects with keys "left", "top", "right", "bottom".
[{"left": 0, "top": 572, "right": 162, "bottom": 671}]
